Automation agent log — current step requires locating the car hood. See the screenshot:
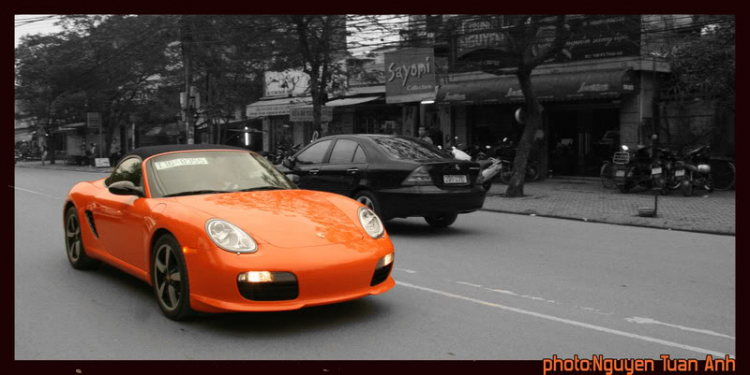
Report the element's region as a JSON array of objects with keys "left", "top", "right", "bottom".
[{"left": 170, "top": 189, "right": 364, "bottom": 248}]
